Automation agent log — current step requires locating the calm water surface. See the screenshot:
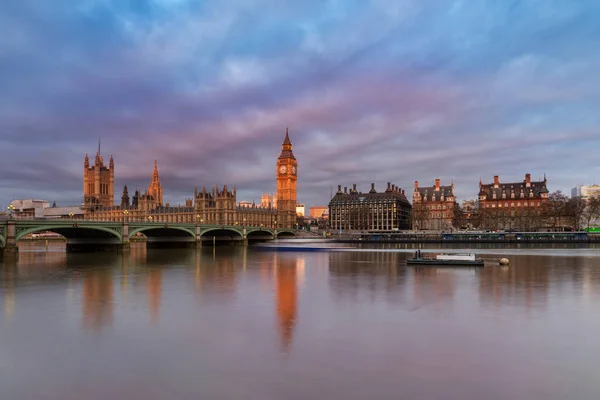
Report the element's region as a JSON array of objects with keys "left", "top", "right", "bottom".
[{"left": 2, "top": 242, "right": 600, "bottom": 400}]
